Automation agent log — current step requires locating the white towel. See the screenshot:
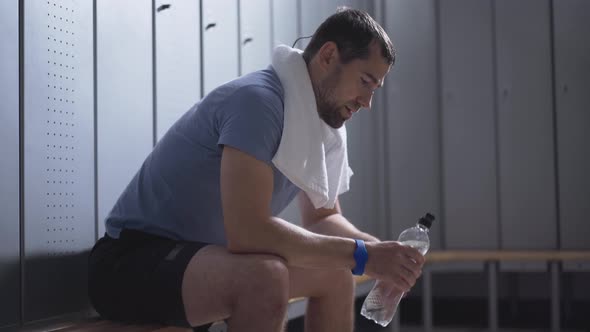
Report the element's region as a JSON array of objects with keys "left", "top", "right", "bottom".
[{"left": 271, "top": 45, "right": 353, "bottom": 209}]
